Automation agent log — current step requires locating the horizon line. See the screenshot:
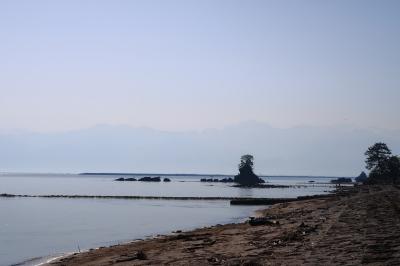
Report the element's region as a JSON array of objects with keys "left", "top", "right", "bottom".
[{"left": 0, "top": 171, "right": 354, "bottom": 178}]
